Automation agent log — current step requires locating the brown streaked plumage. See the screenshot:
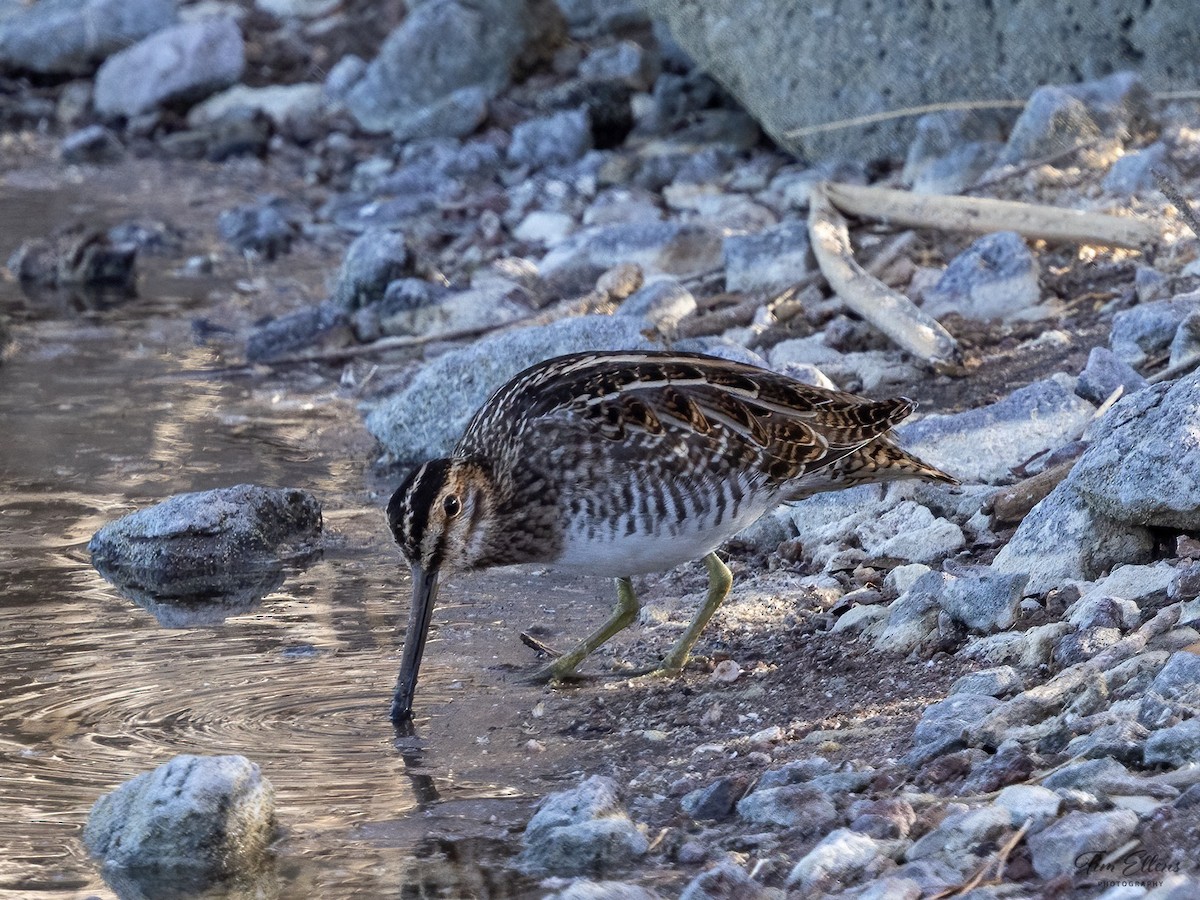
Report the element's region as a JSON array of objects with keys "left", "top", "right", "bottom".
[{"left": 386, "top": 350, "right": 956, "bottom": 723}]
